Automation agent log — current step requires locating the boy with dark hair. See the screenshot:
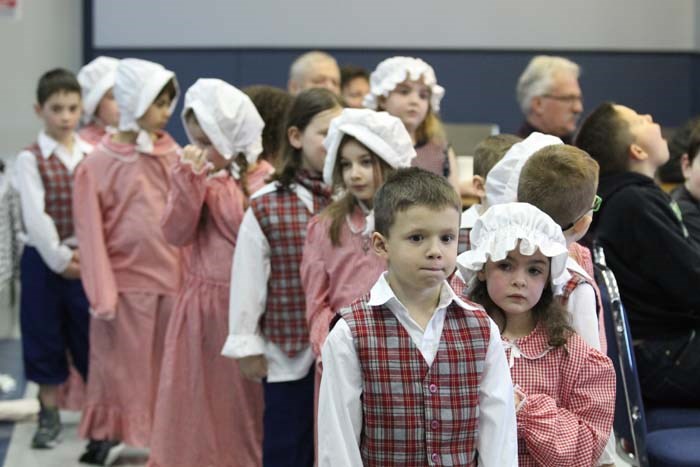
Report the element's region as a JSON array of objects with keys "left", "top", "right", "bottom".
[
  {"left": 576, "top": 102, "right": 700, "bottom": 407},
  {"left": 12, "top": 67, "right": 92, "bottom": 448},
  {"left": 339, "top": 64, "right": 370, "bottom": 108},
  {"left": 318, "top": 167, "right": 517, "bottom": 466},
  {"left": 671, "top": 124, "right": 700, "bottom": 244}
]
